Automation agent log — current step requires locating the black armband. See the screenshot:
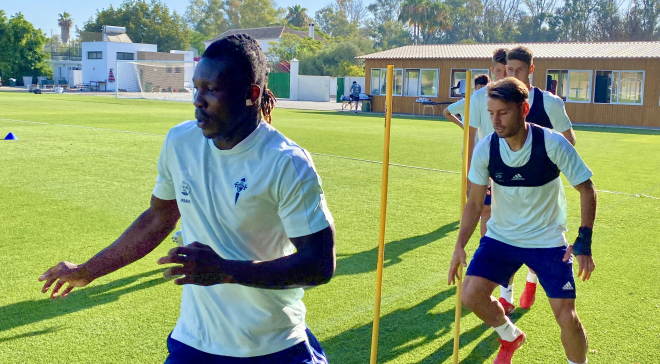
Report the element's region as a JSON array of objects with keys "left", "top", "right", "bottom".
[{"left": 572, "top": 226, "right": 593, "bottom": 256}]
